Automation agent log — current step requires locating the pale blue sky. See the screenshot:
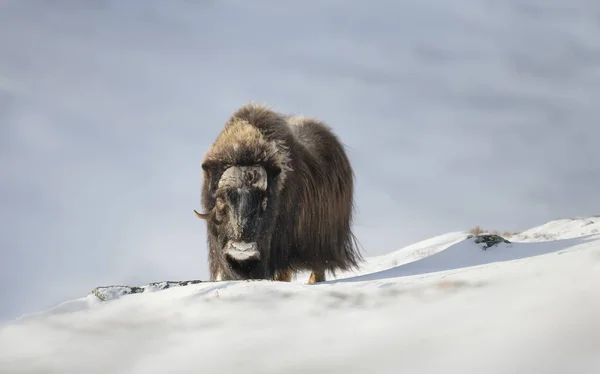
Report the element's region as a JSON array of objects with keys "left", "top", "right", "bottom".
[{"left": 1, "top": 0, "right": 599, "bottom": 321}]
